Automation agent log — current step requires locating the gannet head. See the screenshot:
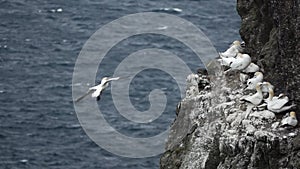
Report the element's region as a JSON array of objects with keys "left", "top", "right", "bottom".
[
  {"left": 290, "top": 111, "right": 296, "bottom": 118},
  {"left": 263, "top": 82, "right": 270, "bottom": 86},
  {"left": 256, "top": 82, "right": 263, "bottom": 91},
  {"left": 232, "top": 40, "right": 241, "bottom": 46},
  {"left": 262, "top": 82, "right": 270, "bottom": 89},
  {"left": 254, "top": 72, "right": 263, "bottom": 78},
  {"left": 268, "top": 88, "right": 274, "bottom": 100},
  {"left": 101, "top": 77, "right": 109, "bottom": 82}
]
